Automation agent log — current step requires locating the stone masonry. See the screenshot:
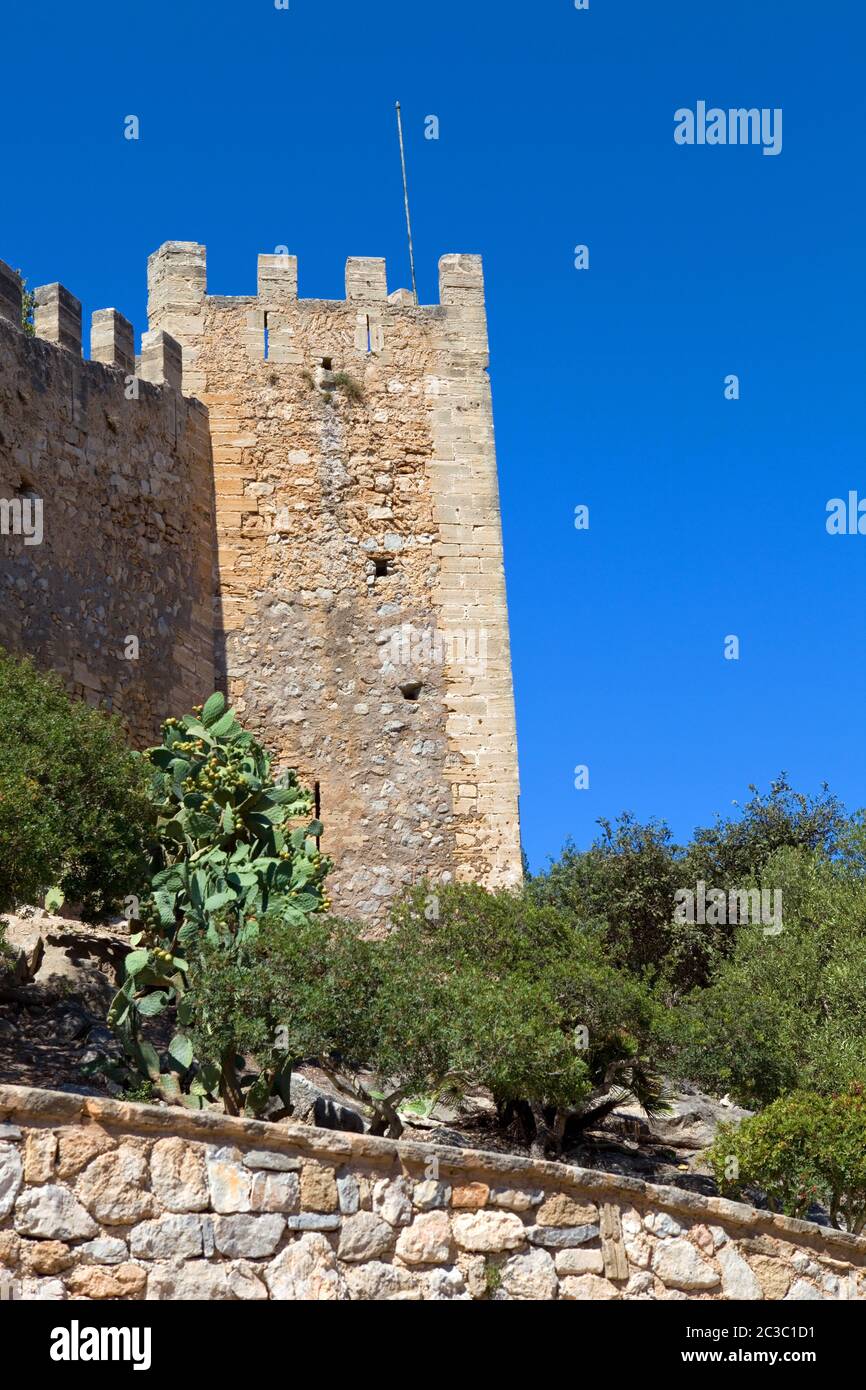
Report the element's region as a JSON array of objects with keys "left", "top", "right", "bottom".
[
  {"left": 0, "top": 272, "right": 215, "bottom": 738},
  {"left": 146, "top": 242, "right": 522, "bottom": 916},
  {"left": 0, "top": 246, "right": 522, "bottom": 918},
  {"left": 1, "top": 1085, "right": 863, "bottom": 1302}
]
